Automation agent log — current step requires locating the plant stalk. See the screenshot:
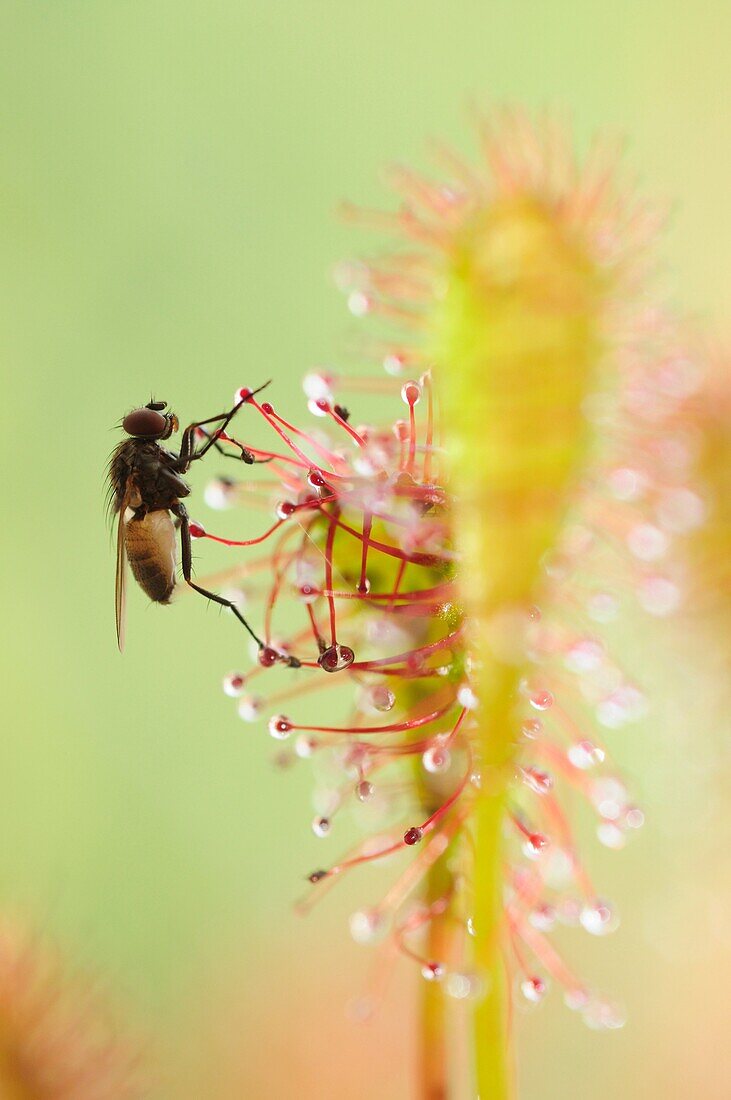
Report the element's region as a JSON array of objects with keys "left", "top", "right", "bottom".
[
  {"left": 419, "top": 896, "right": 451, "bottom": 1100},
  {"left": 472, "top": 785, "right": 511, "bottom": 1099}
]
